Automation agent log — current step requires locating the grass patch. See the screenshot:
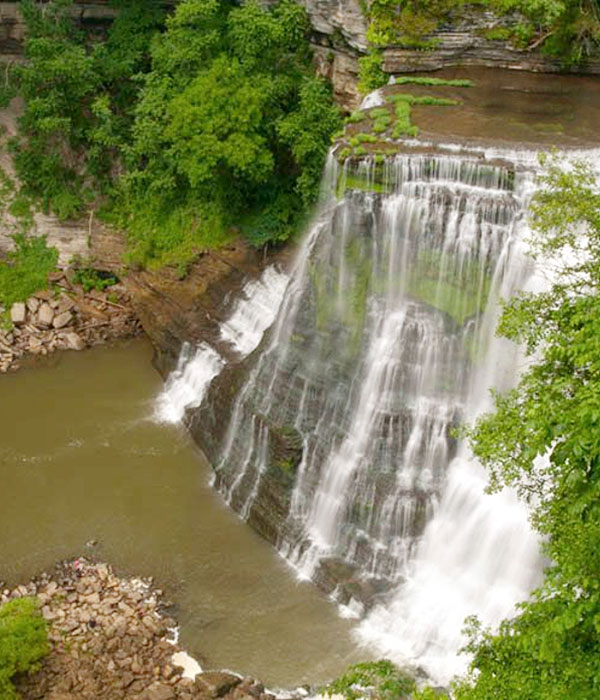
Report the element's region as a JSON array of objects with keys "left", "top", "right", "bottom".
[
  {"left": 337, "top": 174, "right": 390, "bottom": 197},
  {"left": 389, "top": 93, "right": 460, "bottom": 106},
  {"left": 392, "top": 100, "right": 419, "bottom": 138},
  {"left": 355, "top": 132, "right": 379, "bottom": 144},
  {"left": 373, "top": 119, "right": 390, "bottom": 134},
  {"left": 0, "top": 235, "right": 58, "bottom": 313},
  {"left": 394, "top": 76, "right": 475, "bottom": 87},
  {"left": 345, "top": 110, "right": 367, "bottom": 125},
  {"left": 370, "top": 107, "right": 391, "bottom": 120}
]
